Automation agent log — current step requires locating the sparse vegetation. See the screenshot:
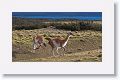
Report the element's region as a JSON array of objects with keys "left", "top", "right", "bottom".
[{"left": 12, "top": 17, "right": 102, "bottom": 62}]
